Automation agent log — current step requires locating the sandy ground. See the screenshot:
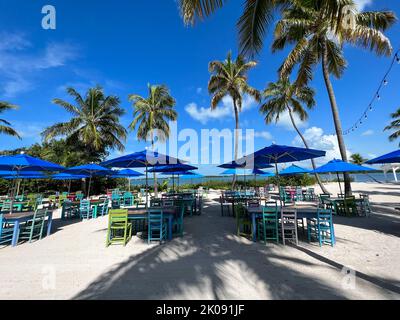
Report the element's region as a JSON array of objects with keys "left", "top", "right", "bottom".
[{"left": 0, "top": 182, "right": 399, "bottom": 300}]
